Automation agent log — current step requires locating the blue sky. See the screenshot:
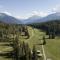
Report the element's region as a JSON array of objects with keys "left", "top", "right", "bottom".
[{"left": 0, "top": 0, "right": 60, "bottom": 19}]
